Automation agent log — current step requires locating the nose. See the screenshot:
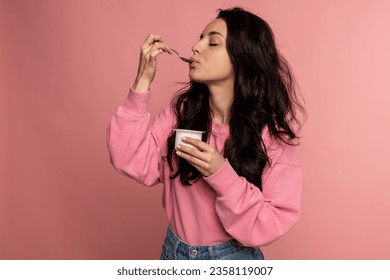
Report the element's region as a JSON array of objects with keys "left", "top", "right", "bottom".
[{"left": 191, "top": 41, "right": 201, "bottom": 55}]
